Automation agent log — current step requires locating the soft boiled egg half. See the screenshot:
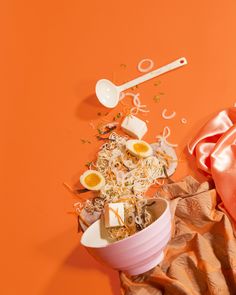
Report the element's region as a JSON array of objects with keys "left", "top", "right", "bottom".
[
  {"left": 80, "top": 170, "right": 105, "bottom": 191},
  {"left": 126, "top": 139, "right": 153, "bottom": 158}
]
